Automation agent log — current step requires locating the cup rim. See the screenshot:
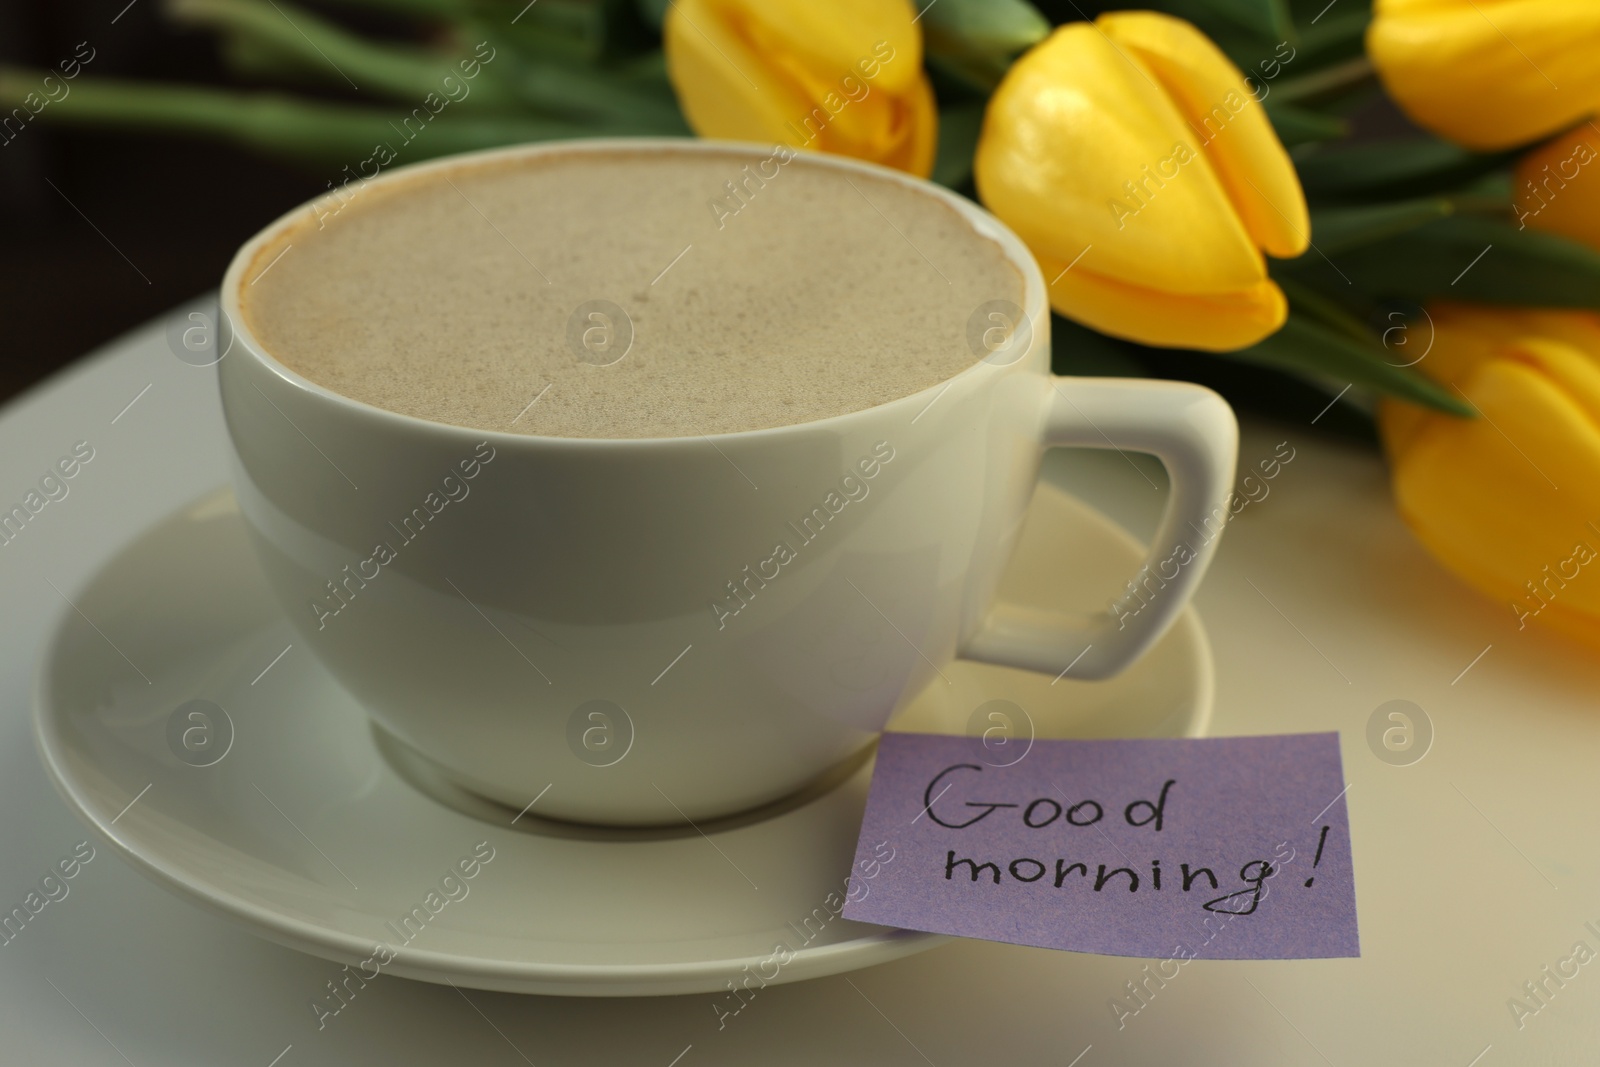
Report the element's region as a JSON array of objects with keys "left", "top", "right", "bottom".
[{"left": 219, "top": 136, "right": 1050, "bottom": 449}]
